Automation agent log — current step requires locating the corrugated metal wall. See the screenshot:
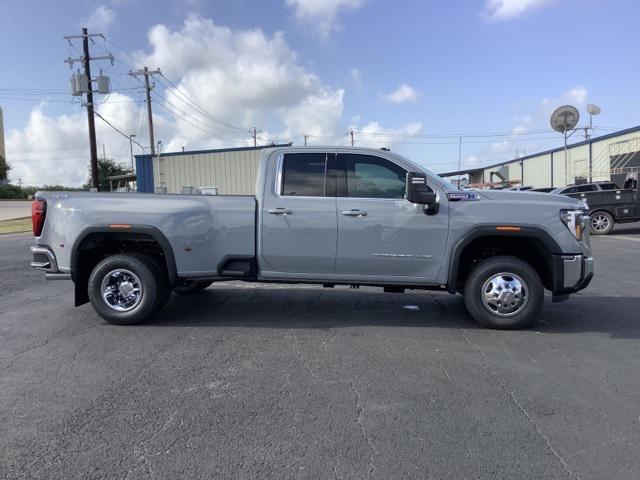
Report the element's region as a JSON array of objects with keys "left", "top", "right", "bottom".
[
  {"left": 152, "top": 149, "right": 262, "bottom": 195},
  {"left": 135, "top": 145, "right": 288, "bottom": 195},
  {"left": 135, "top": 156, "right": 155, "bottom": 193},
  {"left": 479, "top": 127, "right": 640, "bottom": 188},
  {"left": 523, "top": 154, "right": 550, "bottom": 187}
]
